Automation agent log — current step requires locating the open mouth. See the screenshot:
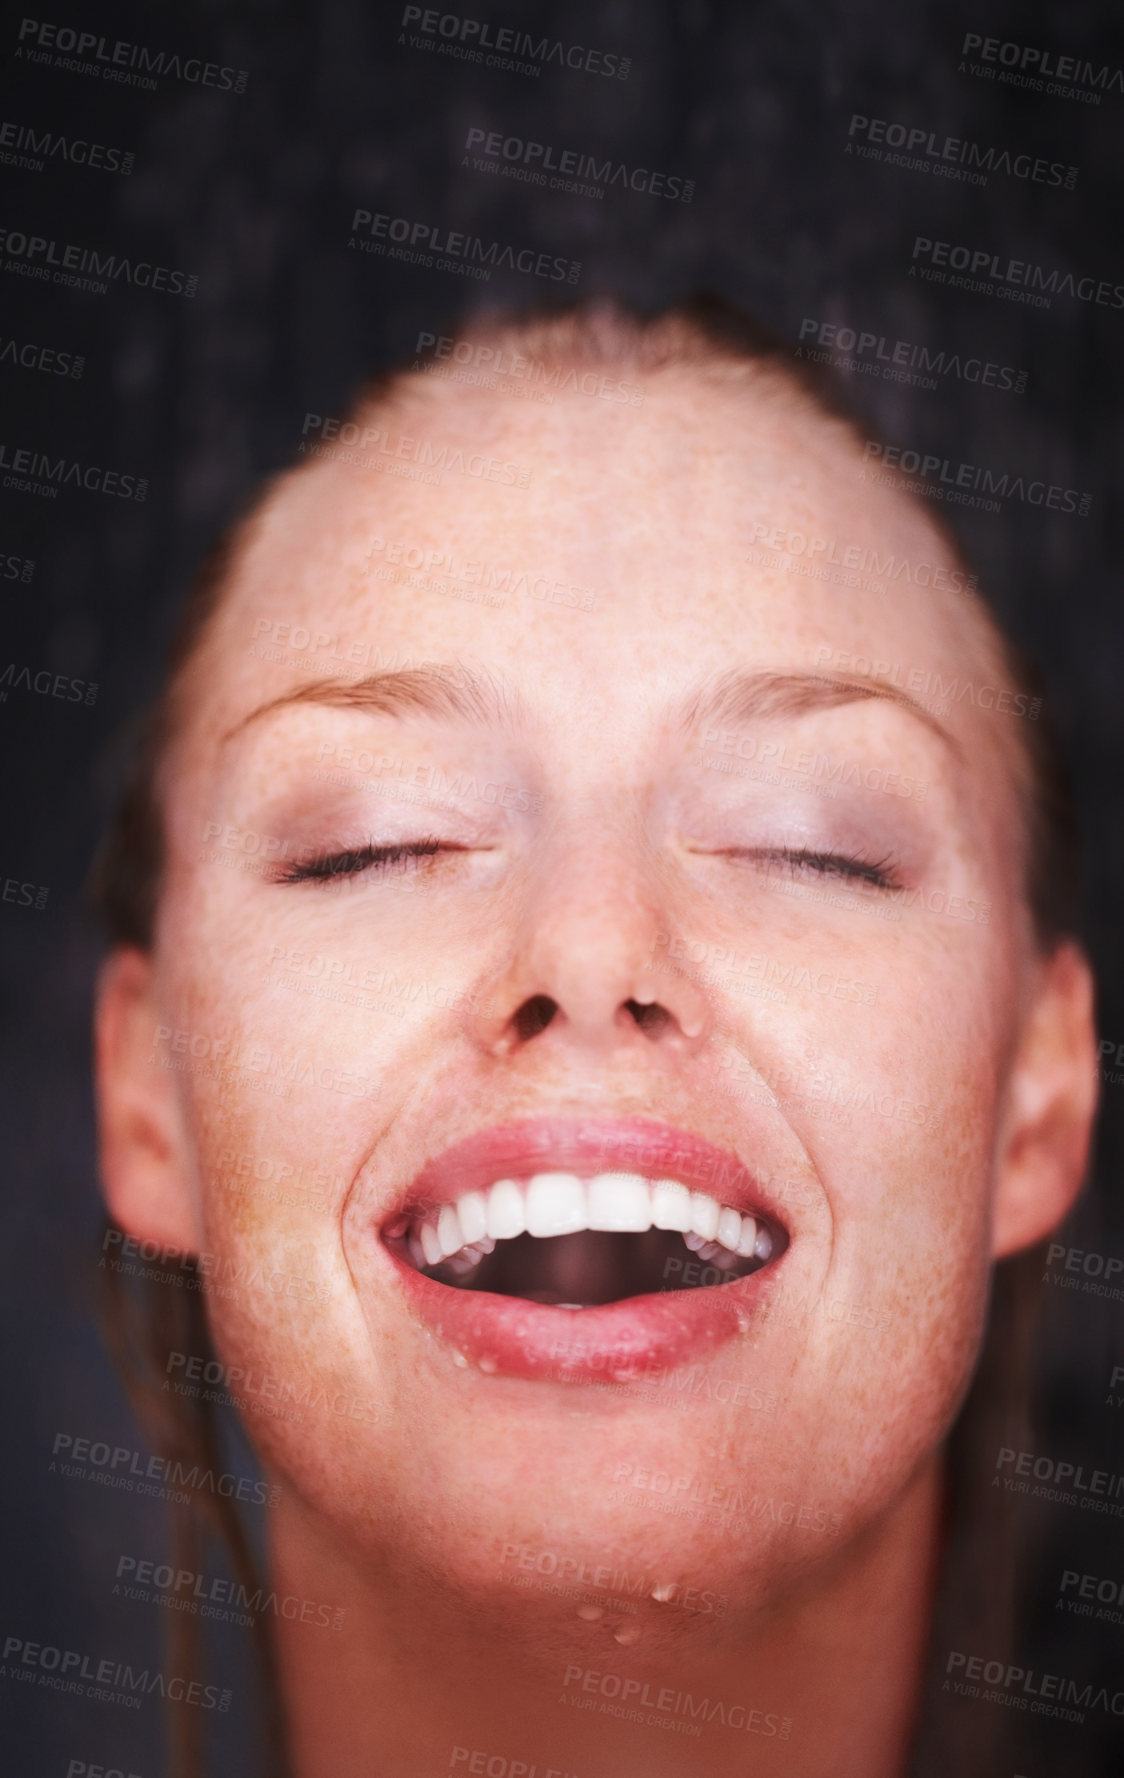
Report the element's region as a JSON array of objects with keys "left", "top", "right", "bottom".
[
  {"left": 385, "top": 1173, "right": 780, "bottom": 1306},
  {"left": 373, "top": 1119, "right": 791, "bottom": 1380},
  {"left": 368, "top": 1116, "right": 789, "bottom": 1379}
]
